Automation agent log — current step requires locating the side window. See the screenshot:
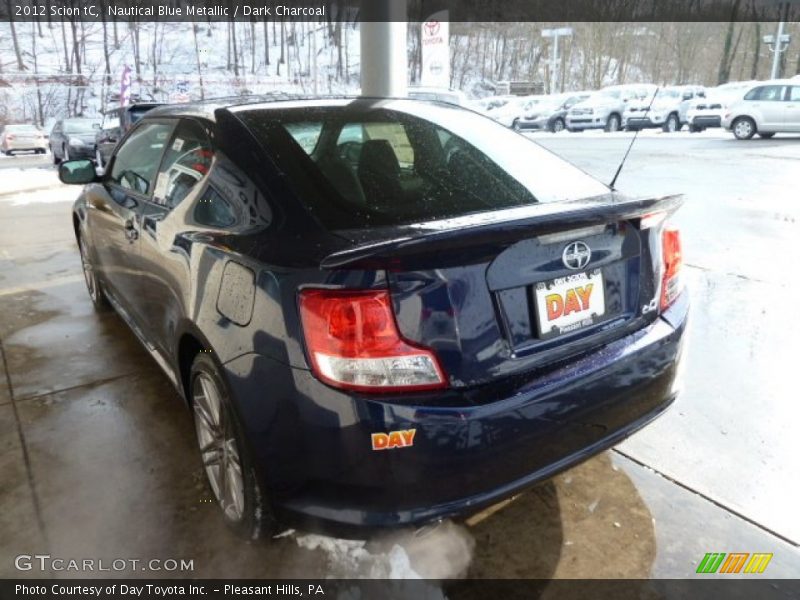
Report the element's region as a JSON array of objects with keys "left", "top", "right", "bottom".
[
  {"left": 363, "top": 122, "right": 414, "bottom": 168},
  {"left": 194, "top": 186, "right": 236, "bottom": 228},
  {"left": 109, "top": 122, "right": 173, "bottom": 195},
  {"left": 745, "top": 85, "right": 784, "bottom": 101},
  {"left": 337, "top": 123, "right": 365, "bottom": 145},
  {"left": 789, "top": 87, "right": 800, "bottom": 102},
  {"left": 152, "top": 119, "right": 213, "bottom": 209},
  {"left": 285, "top": 122, "right": 323, "bottom": 154}
]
